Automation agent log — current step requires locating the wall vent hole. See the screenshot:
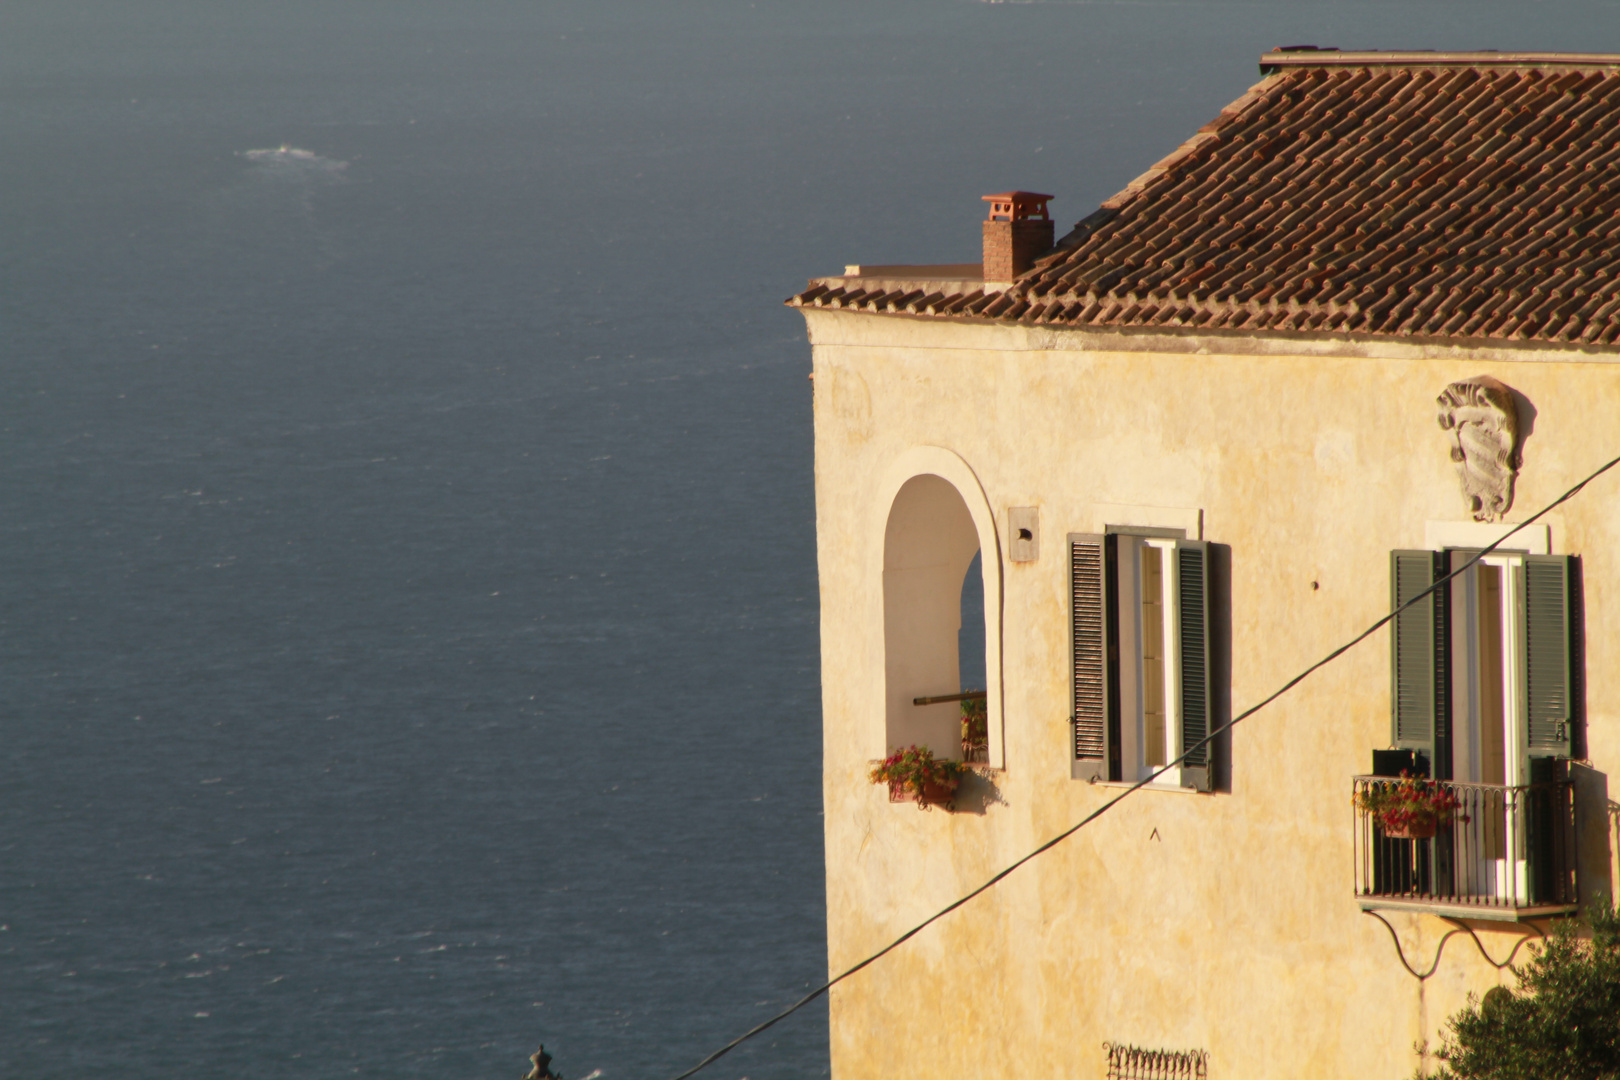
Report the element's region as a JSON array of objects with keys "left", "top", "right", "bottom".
[{"left": 1018, "top": 528, "right": 1033, "bottom": 541}]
